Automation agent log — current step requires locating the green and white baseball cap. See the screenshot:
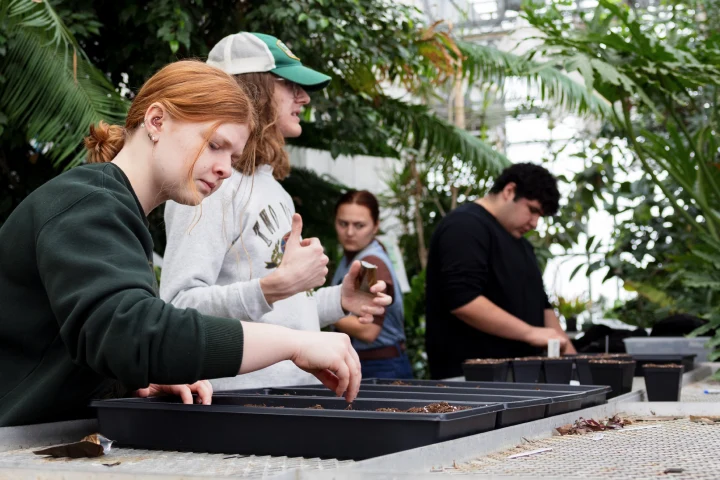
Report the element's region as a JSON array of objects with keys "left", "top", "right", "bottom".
[{"left": 207, "top": 32, "right": 331, "bottom": 91}]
